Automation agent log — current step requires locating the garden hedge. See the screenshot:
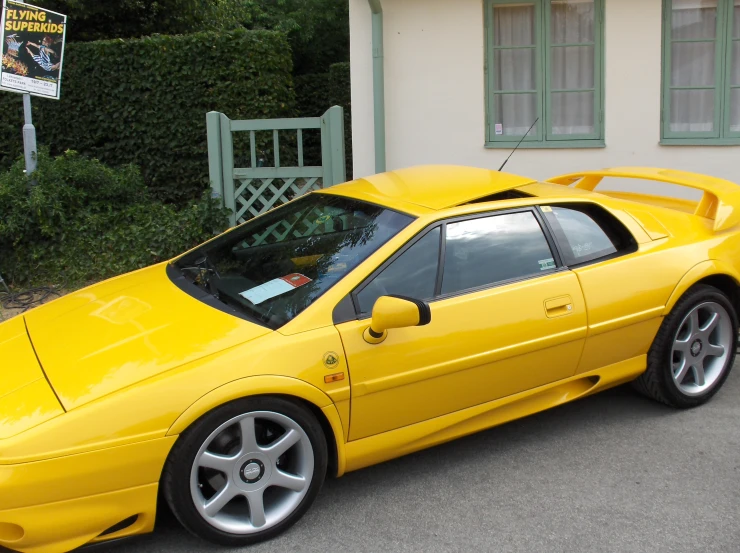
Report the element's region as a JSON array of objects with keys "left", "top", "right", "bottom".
[
  {"left": 295, "top": 62, "right": 352, "bottom": 179},
  {"left": 0, "top": 29, "right": 295, "bottom": 204}
]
